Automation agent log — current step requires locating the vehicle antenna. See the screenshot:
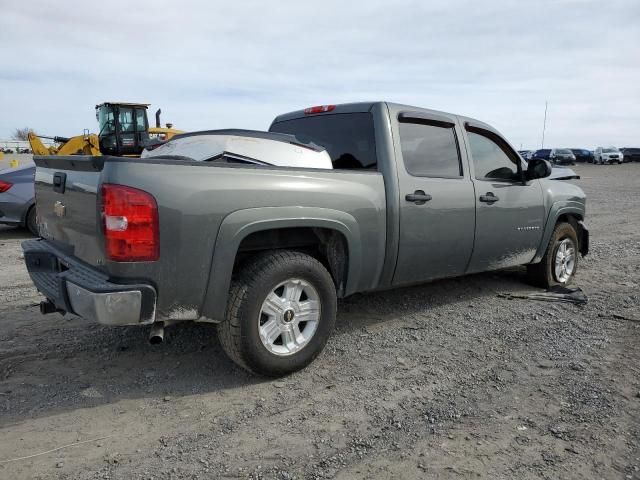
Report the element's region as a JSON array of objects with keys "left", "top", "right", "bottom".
[{"left": 541, "top": 101, "right": 548, "bottom": 149}]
